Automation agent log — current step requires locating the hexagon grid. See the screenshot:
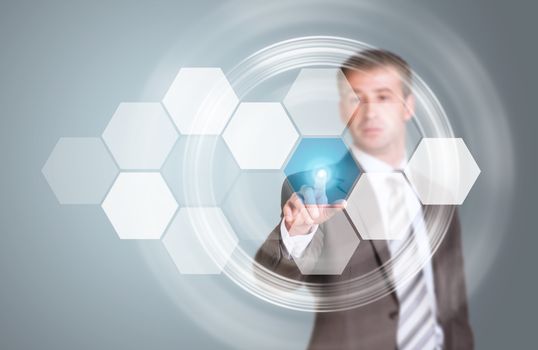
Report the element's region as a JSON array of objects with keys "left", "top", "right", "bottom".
[
  {"left": 162, "top": 207, "right": 238, "bottom": 274},
  {"left": 284, "top": 137, "right": 361, "bottom": 204},
  {"left": 42, "top": 137, "right": 118, "bottom": 204},
  {"left": 101, "top": 173, "right": 178, "bottom": 239},
  {"left": 223, "top": 102, "right": 299, "bottom": 169},
  {"left": 283, "top": 68, "right": 359, "bottom": 136},
  {"left": 102, "top": 102, "right": 178, "bottom": 170},
  {"left": 43, "top": 60, "right": 482, "bottom": 281},
  {"left": 162, "top": 67, "right": 239, "bottom": 135},
  {"left": 404, "top": 138, "right": 481, "bottom": 205}
]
